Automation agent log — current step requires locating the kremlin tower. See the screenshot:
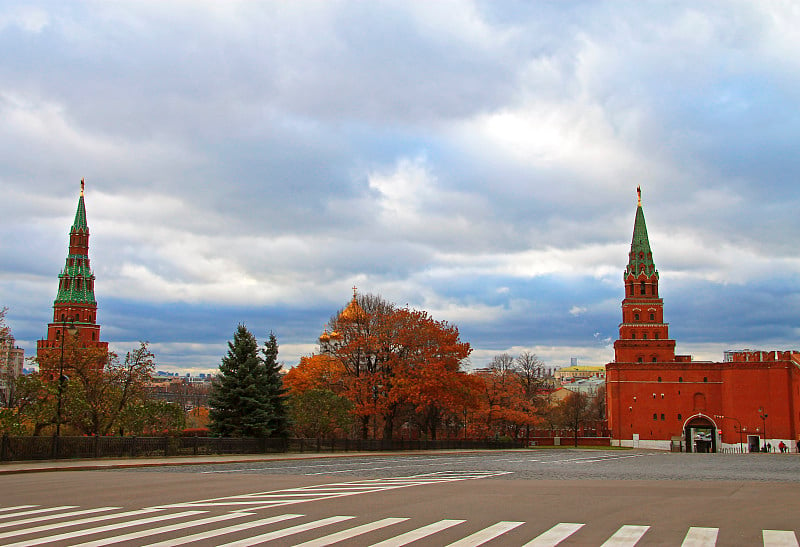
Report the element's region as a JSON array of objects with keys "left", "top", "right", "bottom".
[
  {"left": 612, "top": 186, "right": 676, "bottom": 364},
  {"left": 37, "top": 180, "right": 108, "bottom": 369}
]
